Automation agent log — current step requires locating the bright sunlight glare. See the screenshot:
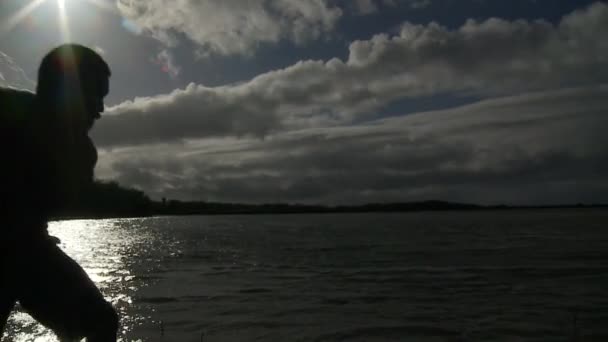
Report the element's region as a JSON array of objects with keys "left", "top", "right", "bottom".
[
  {"left": 0, "top": 0, "right": 116, "bottom": 39},
  {"left": 0, "top": 0, "right": 45, "bottom": 37},
  {"left": 57, "top": 0, "right": 71, "bottom": 42}
]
